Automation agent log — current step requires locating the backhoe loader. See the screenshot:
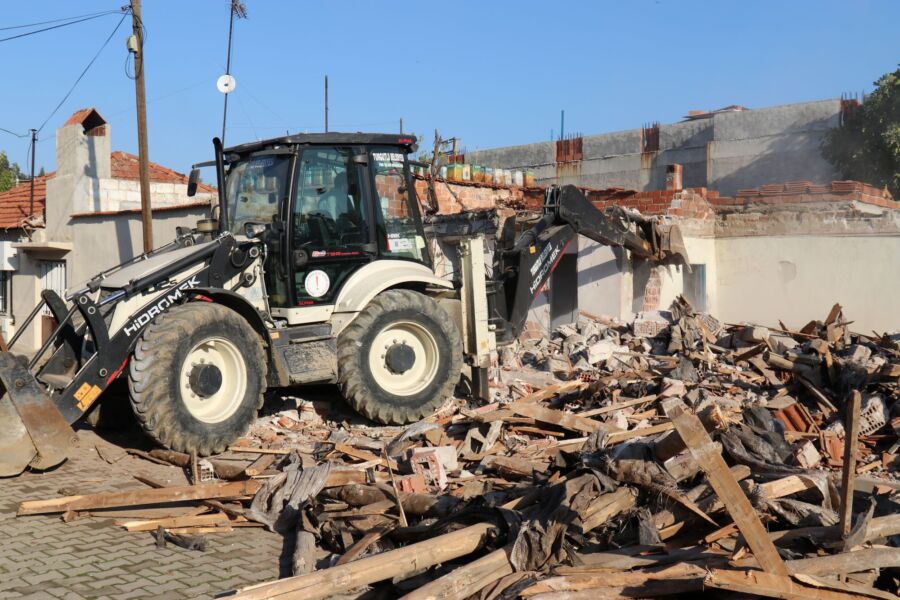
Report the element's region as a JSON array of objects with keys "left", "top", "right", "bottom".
[{"left": 0, "top": 132, "right": 686, "bottom": 476}]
